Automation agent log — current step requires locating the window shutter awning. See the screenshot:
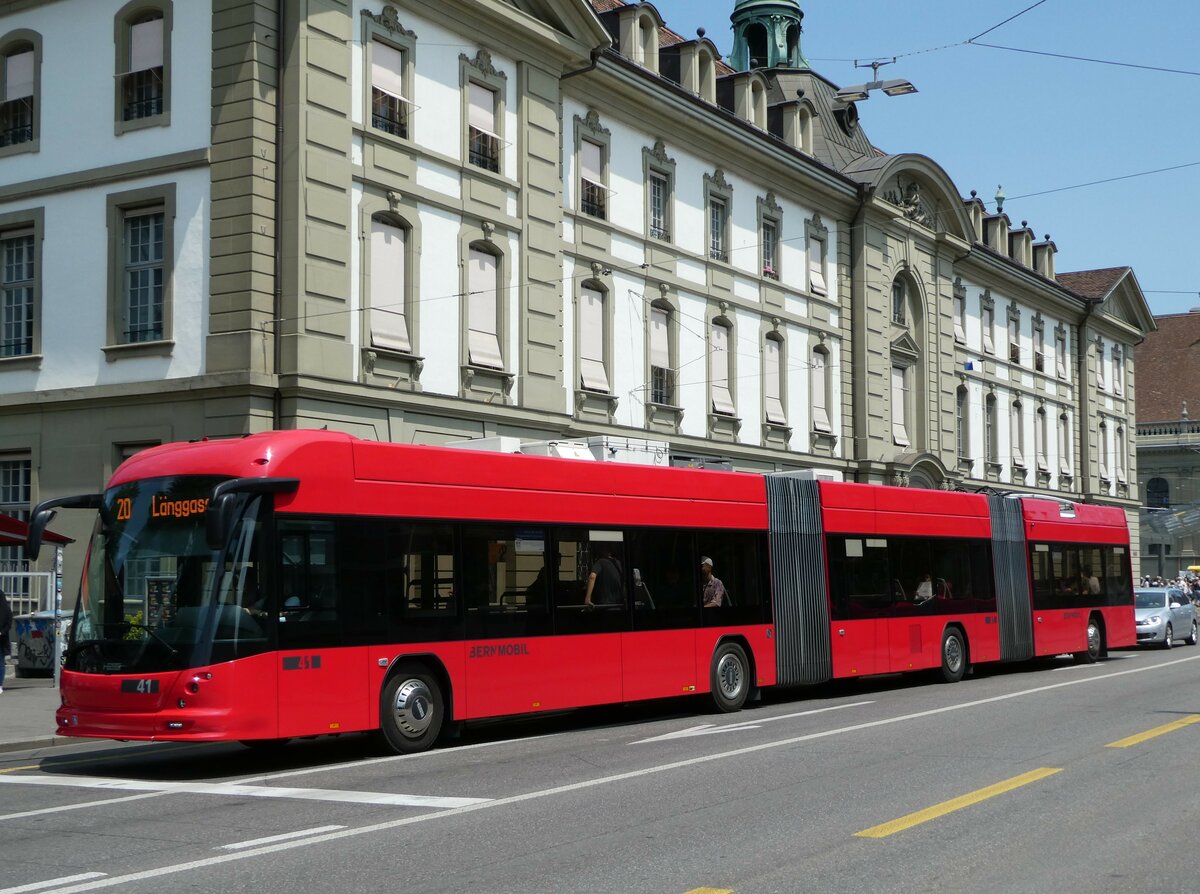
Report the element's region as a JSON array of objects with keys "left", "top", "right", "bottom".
[
  {"left": 468, "top": 83, "right": 496, "bottom": 135},
  {"left": 371, "top": 42, "right": 406, "bottom": 100},
  {"left": 129, "top": 18, "right": 164, "bottom": 73},
  {"left": 369, "top": 220, "right": 410, "bottom": 352},
  {"left": 5, "top": 51, "right": 33, "bottom": 101}
]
